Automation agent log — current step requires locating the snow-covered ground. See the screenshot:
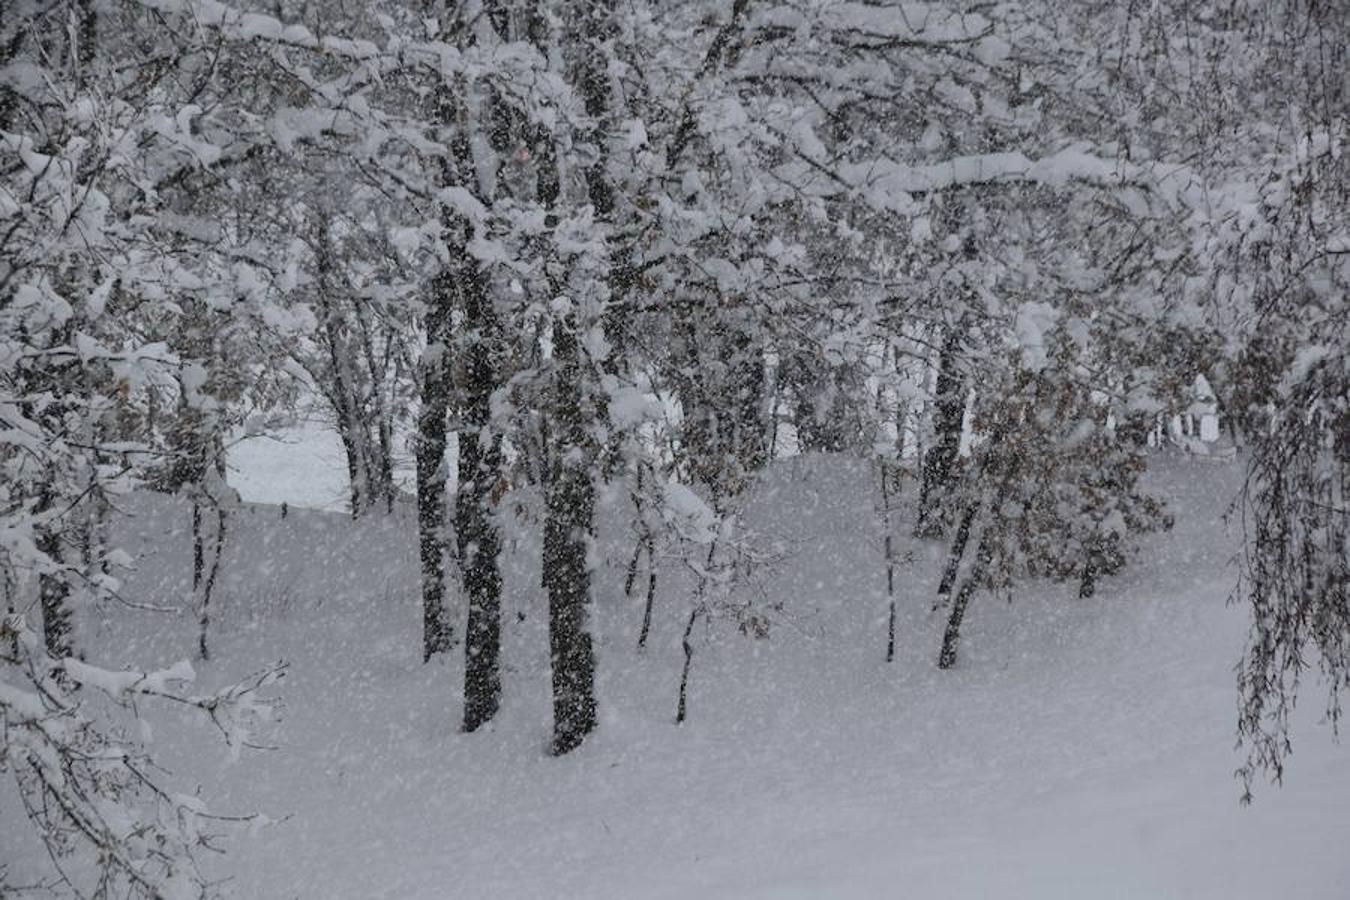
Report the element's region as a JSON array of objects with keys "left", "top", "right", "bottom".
[{"left": 7, "top": 446, "right": 1348, "bottom": 899}]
